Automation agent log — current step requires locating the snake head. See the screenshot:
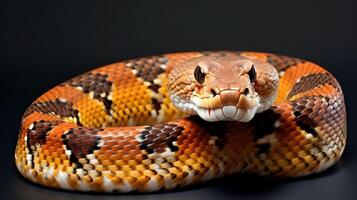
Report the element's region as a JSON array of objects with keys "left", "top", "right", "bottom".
[{"left": 168, "top": 55, "right": 279, "bottom": 122}]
